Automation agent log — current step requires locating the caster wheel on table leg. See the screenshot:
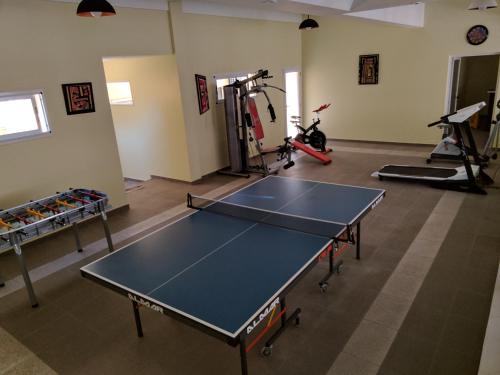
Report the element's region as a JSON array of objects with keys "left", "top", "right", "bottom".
[
  {"left": 319, "top": 282, "right": 328, "bottom": 293},
  {"left": 261, "top": 346, "right": 273, "bottom": 357}
]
